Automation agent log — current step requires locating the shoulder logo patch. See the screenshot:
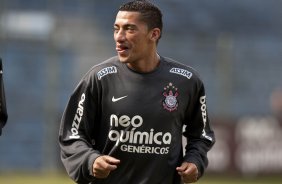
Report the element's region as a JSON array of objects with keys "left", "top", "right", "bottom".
[
  {"left": 170, "top": 68, "right": 192, "bottom": 79},
  {"left": 162, "top": 83, "right": 179, "bottom": 112},
  {"left": 97, "top": 66, "right": 117, "bottom": 80}
]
